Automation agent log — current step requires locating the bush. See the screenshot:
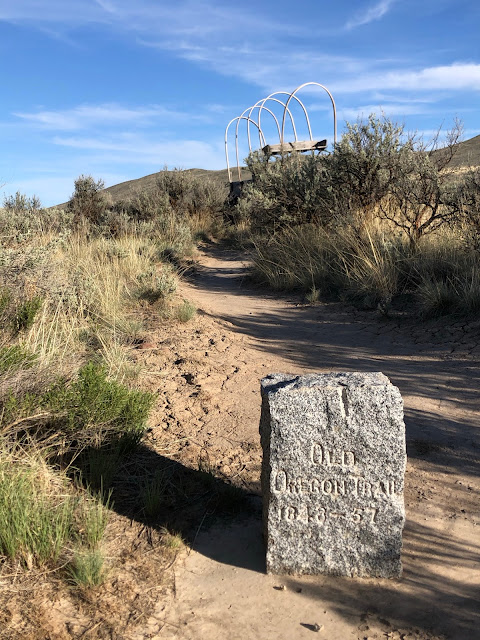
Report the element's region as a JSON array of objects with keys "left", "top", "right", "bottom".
[
  {"left": 457, "top": 168, "right": 480, "bottom": 249},
  {"left": 44, "top": 361, "right": 155, "bottom": 449},
  {"left": 116, "top": 169, "right": 226, "bottom": 238},
  {"left": 250, "top": 222, "right": 406, "bottom": 311},
  {"left": 67, "top": 549, "right": 106, "bottom": 587},
  {"left": 235, "top": 152, "right": 333, "bottom": 232},
  {"left": 327, "top": 115, "right": 411, "bottom": 221},
  {"left": 251, "top": 224, "right": 335, "bottom": 291},
  {"left": 67, "top": 175, "right": 111, "bottom": 227},
  {"left": 136, "top": 265, "right": 178, "bottom": 303},
  {"left": 156, "top": 168, "right": 225, "bottom": 221},
  {"left": 236, "top": 115, "right": 466, "bottom": 247},
  {"left": 3, "top": 191, "right": 41, "bottom": 214},
  {"left": 174, "top": 299, "right": 197, "bottom": 323},
  {"left": 0, "top": 345, "right": 37, "bottom": 374}
]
